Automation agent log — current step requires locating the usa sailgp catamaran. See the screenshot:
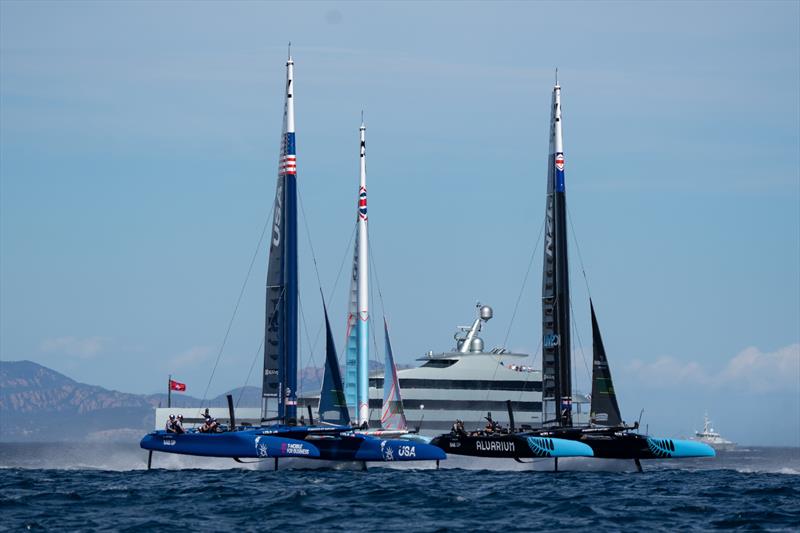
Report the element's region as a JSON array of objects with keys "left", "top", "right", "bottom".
[
  {"left": 140, "top": 52, "right": 445, "bottom": 468},
  {"left": 431, "top": 76, "right": 714, "bottom": 469}
]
